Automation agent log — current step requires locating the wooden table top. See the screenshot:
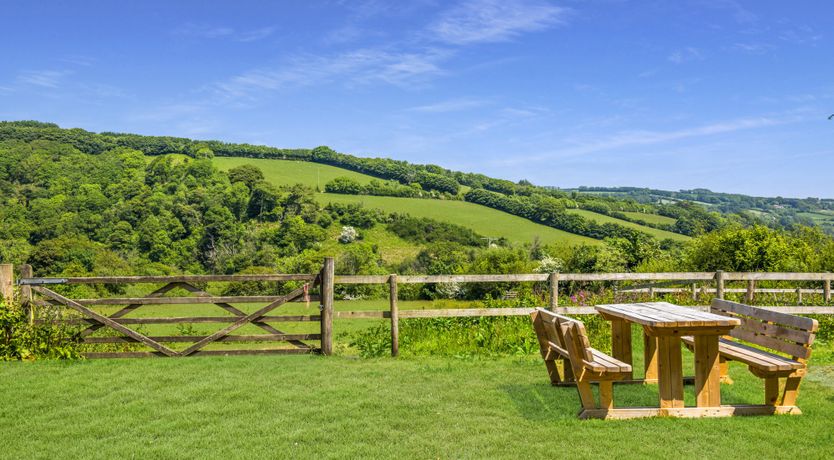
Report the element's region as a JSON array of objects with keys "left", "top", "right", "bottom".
[{"left": 595, "top": 302, "right": 741, "bottom": 328}]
